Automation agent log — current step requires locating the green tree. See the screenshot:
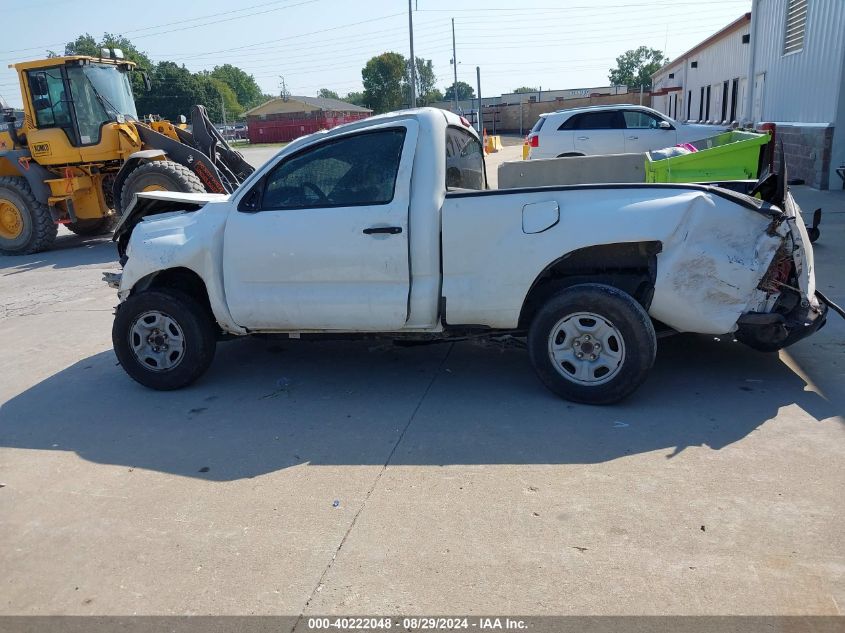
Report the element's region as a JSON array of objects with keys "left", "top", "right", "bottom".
[
  {"left": 362, "top": 52, "right": 407, "bottom": 113},
  {"left": 210, "top": 64, "right": 262, "bottom": 109},
  {"left": 60, "top": 33, "right": 153, "bottom": 95},
  {"left": 135, "top": 61, "right": 199, "bottom": 121},
  {"left": 318, "top": 88, "right": 340, "bottom": 99},
  {"left": 344, "top": 91, "right": 367, "bottom": 107},
  {"left": 425, "top": 88, "right": 444, "bottom": 104},
  {"left": 404, "top": 57, "right": 438, "bottom": 105},
  {"left": 200, "top": 75, "right": 243, "bottom": 121},
  {"left": 512, "top": 86, "right": 537, "bottom": 94},
  {"left": 444, "top": 81, "right": 475, "bottom": 102},
  {"left": 608, "top": 46, "right": 666, "bottom": 89}
]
